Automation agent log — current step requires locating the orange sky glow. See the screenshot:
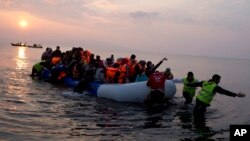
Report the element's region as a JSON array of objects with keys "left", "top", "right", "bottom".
[{"left": 0, "top": 1, "right": 249, "bottom": 59}]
